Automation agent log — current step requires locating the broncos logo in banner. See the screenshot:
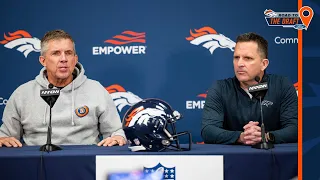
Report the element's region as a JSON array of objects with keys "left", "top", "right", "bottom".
[
  {"left": 186, "top": 26, "right": 235, "bottom": 54},
  {"left": 264, "top": 9, "right": 278, "bottom": 17},
  {"left": 106, "top": 84, "right": 142, "bottom": 112},
  {"left": 0, "top": 30, "right": 40, "bottom": 58}
]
